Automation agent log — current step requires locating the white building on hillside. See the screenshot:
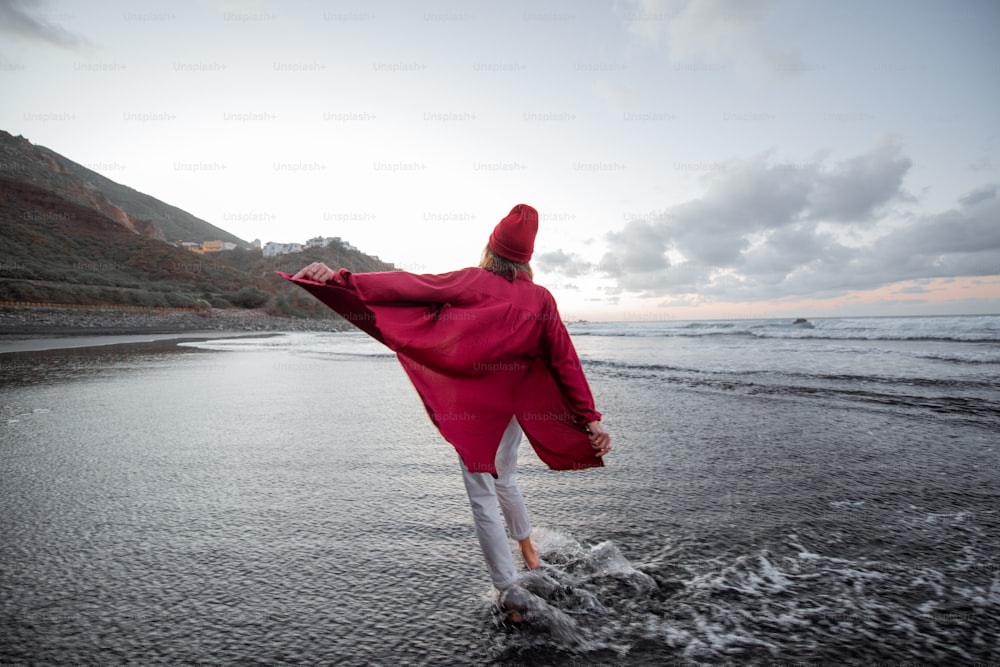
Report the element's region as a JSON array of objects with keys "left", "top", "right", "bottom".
[
  {"left": 305, "top": 236, "right": 338, "bottom": 249},
  {"left": 263, "top": 236, "right": 360, "bottom": 257},
  {"left": 263, "top": 241, "right": 304, "bottom": 257}
]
